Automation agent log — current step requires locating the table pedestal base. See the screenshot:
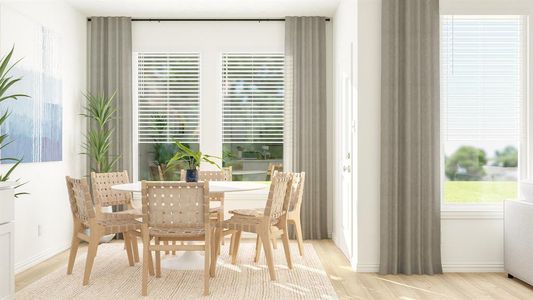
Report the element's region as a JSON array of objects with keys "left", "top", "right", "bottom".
[{"left": 160, "top": 251, "right": 206, "bottom": 270}]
